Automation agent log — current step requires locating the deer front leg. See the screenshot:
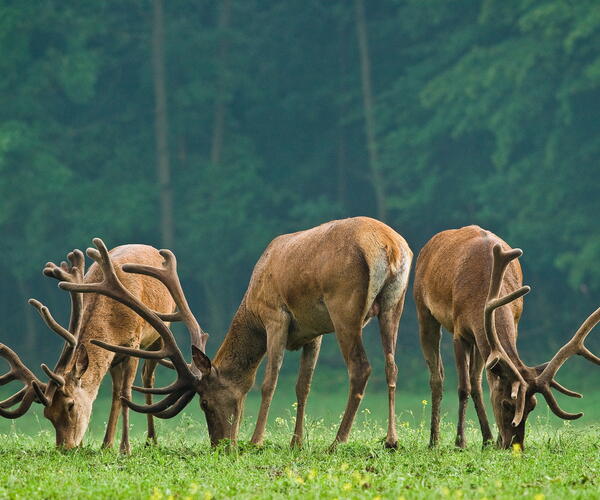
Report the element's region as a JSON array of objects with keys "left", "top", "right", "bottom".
[
  {"left": 250, "top": 316, "right": 289, "bottom": 445},
  {"left": 290, "top": 337, "right": 322, "bottom": 448},
  {"left": 418, "top": 305, "right": 443, "bottom": 447},
  {"left": 453, "top": 335, "right": 471, "bottom": 449},
  {"left": 329, "top": 326, "right": 371, "bottom": 451},
  {"left": 119, "top": 356, "right": 140, "bottom": 455},
  {"left": 102, "top": 363, "right": 124, "bottom": 449},
  {"left": 469, "top": 348, "right": 493, "bottom": 446}
]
